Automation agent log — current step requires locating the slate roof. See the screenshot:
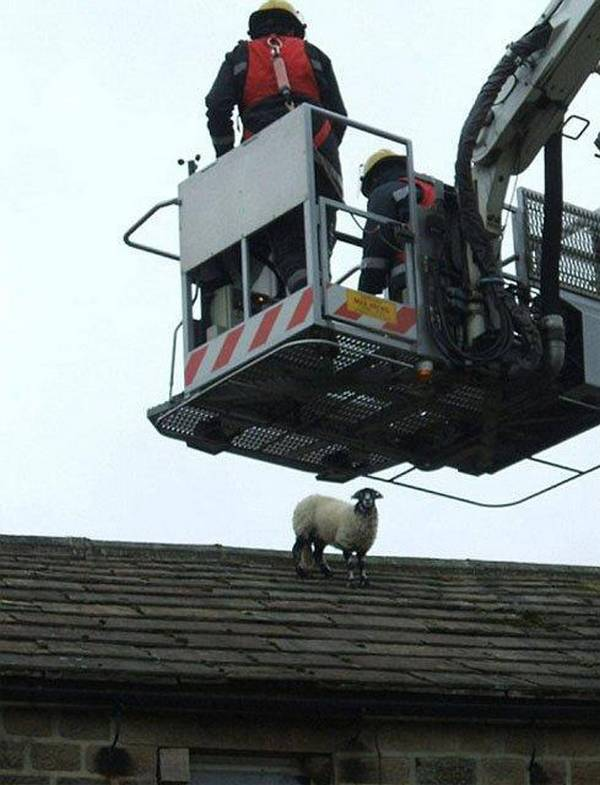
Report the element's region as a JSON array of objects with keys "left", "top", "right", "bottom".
[{"left": 2, "top": 534, "right": 600, "bottom": 710}]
